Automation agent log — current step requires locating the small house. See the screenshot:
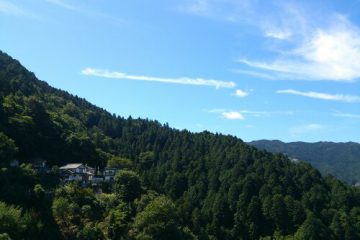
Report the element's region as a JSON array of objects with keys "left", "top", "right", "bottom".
[
  {"left": 103, "top": 167, "right": 119, "bottom": 182},
  {"left": 59, "top": 163, "right": 95, "bottom": 184}
]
